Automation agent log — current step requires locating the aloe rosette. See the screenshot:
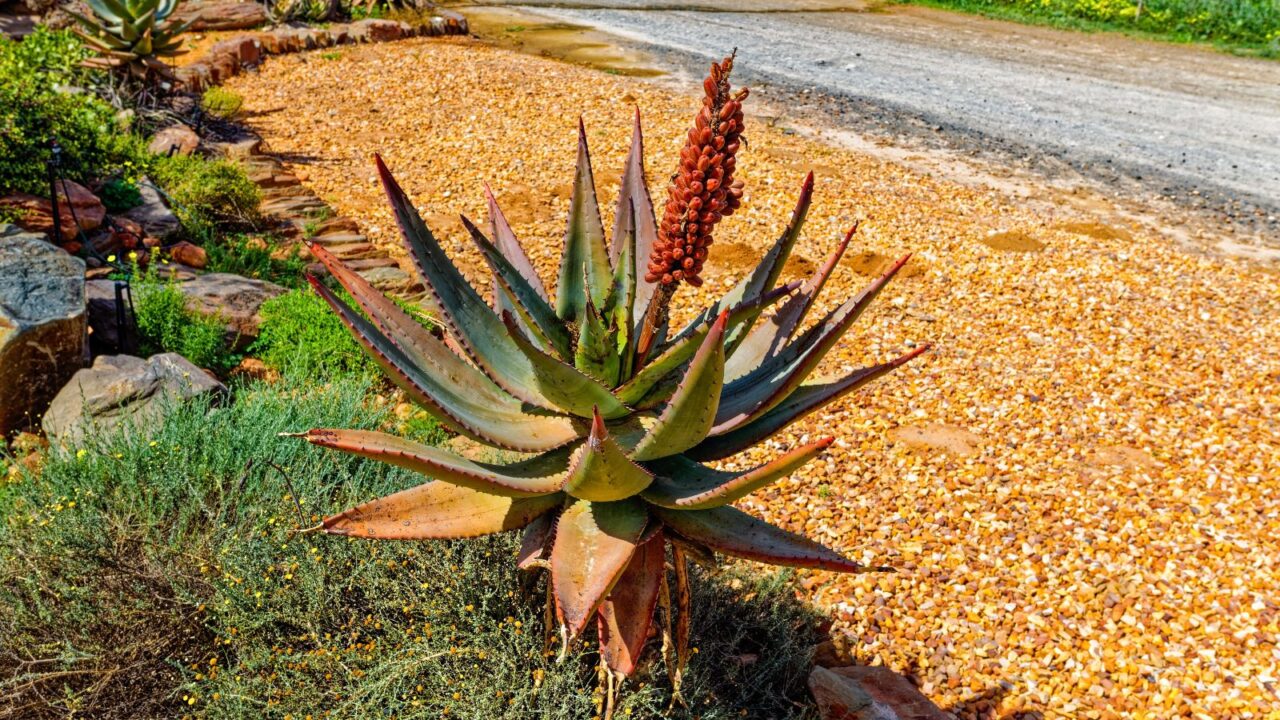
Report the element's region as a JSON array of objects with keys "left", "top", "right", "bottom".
[
  {"left": 68, "top": 0, "right": 190, "bottom": 79},
  {"left": 291, "top": 59, "right": 927, "bottom": 694}
]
